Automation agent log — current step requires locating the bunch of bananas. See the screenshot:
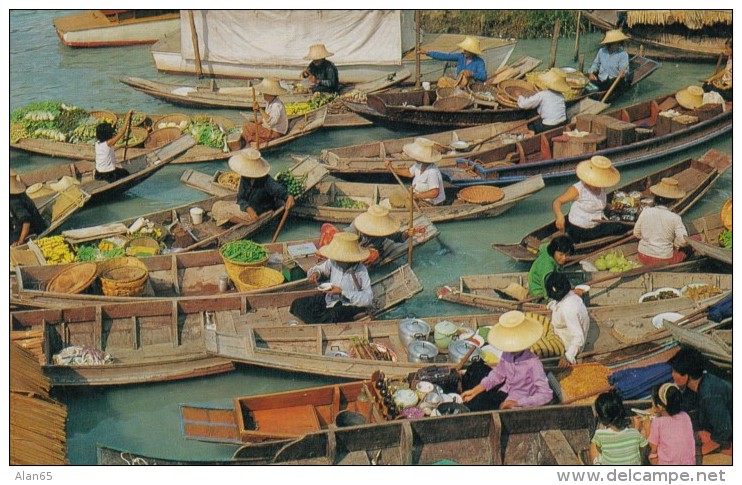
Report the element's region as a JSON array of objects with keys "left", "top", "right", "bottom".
[
  {"left": 10, "top": 122, "right": 29, "bottom": 143},
  {"left": 527, "top": 313, "right": 565, "bottom": 359},
  {"left": 35, "top": 236, "right": 75, "bottom": 265},
  {"left": 285, "top": 102, "right": 313, "bottom": 116}
]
